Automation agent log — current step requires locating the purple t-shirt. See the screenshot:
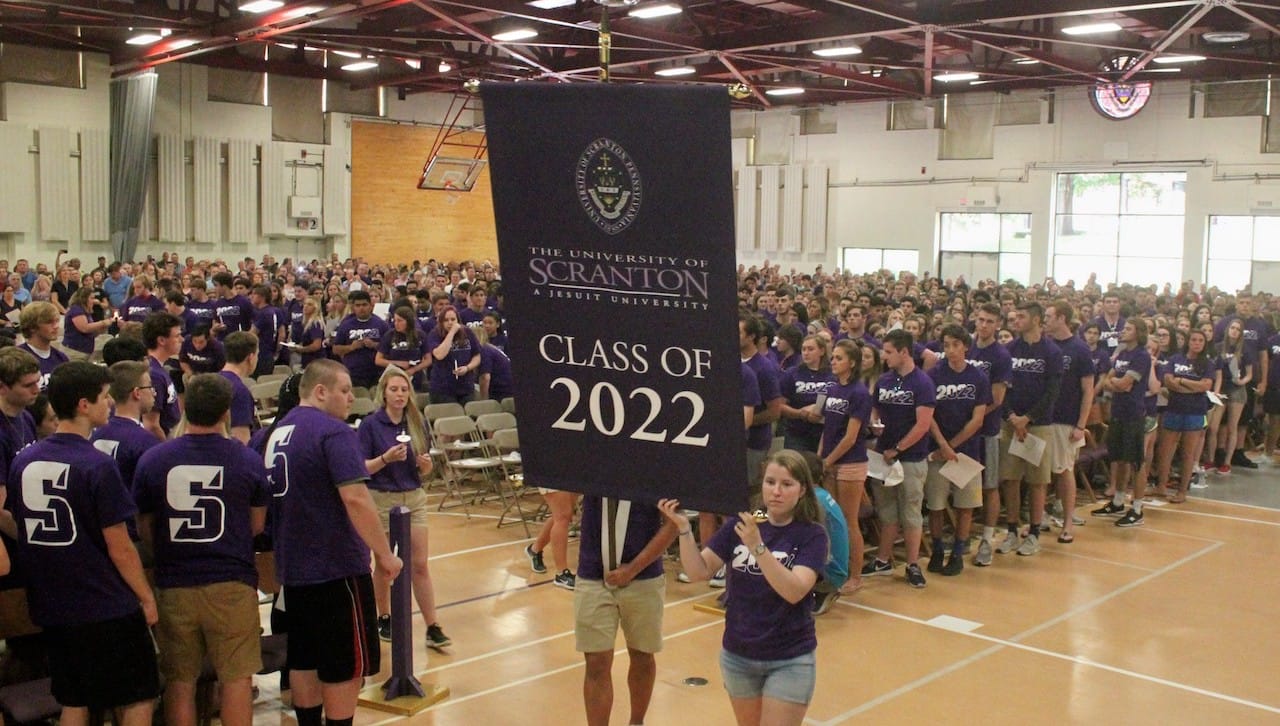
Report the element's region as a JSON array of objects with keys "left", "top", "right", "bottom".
[
  {"left": 1004, "top": 336, "right": 1062, "bottom": 426},
  {"left": 1051, "top": 334, "right": 1095, "bottom": 427},
  {"left": 873, "top": 367, "right": 936, "bottom": 462},
  {"left": 253, "top": 306, "right": 284, "bottom": 363},
  {"left": 1267, "top": 334, "right": 1280, "bottom": 389},
  {"left": 186, "top": 298, "right": 217, "bottom": 328},
  {"left": 286, "top": 299, "right": 305, "bottom": 341},
  {"left": 265, "top": 406, "right": 372, "bottom": 585},
  {"left": 1165, "top": 354, "right": 1213, "bottom": 415},
  {"left": 149, "top": 355, "right": 181, "bottom": 435},
  {"left": 458, "top": 306, "right": 487, "bottom": 329},
  {"left": 1090, "top": 345, "right": 1112, "bottom": 378},
  {"left": 357, "top": 409, "right": 423, "bottom": 493},
  {"left": 576, "top": 495, "right": 665, "bottom": 582},
  {"left": 335, "top": 314, "right": 389, "bottom": 385},
  {"left": 479, "top": 344, "right": 514, "bottom": 400},
  {"left": 213, "top": 294, "right": 255, "bottom": 339},
  {"left": 6, "top": 434, "right": 140, "bottom": 626},
  {"left": 0, "top": 410, "right": 37, "bottom": 488},
  {"left": 1217, "top": 348, "right": 1254, "bottom": 393},
  {"left": 174, "top": 308, "right": 200, "bottom": 337},
  {"left": 1092, "top": 315, "right": 1125, "bottom": 351},
  {"left": 134, "top": 433, "right": 271, "bottom": 589},
  {"left": 378, "top": 332, "right": 430, "bottom": 390},
  {"left": 741, "top": 362, "right": 761, "bottom": 442},
  {"left": 1109, "top": 346, "right": 1151, "bottom": 422},
  {"left": 743, "top": 353, "right": 783, "bottom": 452},
  {"left": 819, "top": 379, "right": 871, "bottom": 464},
  {"left": 180, "top": 337, "right": 225, "bottom": 374},
  {"left": 426, "top": 326, "right": 480, "bottom": 397},
  {"left": 967, "top": 339, "right": 1012, "bottom": 437},
  {"left": 927, "top": 362, "right": 991, "bottom": 459},
  {"left": 62, "top": 305, "right": 97, "bottom": 355},
  {"left": 18, "top": 343, "right": 68, "bottom": 392},
  {"left": 298, "top": 321, "right": 327, "bottom": 368},
  {"left": 218, "top": 371, "right": 258, "bottom": 431},
  {"left": 120, "top": 294, "right": 164, "bottom": 323},
  {"left": 707, "top": 517, "right": 827, "bottom": 661},
  {"left": 90, "top": 416, "right": 163, "bottom": 495},
  {"left": 780, "top": 366, "right": 834, "bottom": 441}
]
